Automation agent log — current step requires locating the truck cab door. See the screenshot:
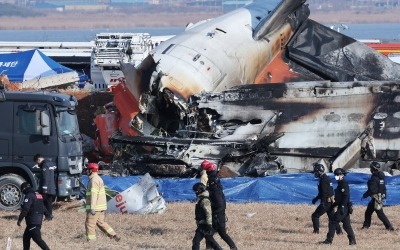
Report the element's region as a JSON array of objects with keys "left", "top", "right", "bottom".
[
  {"left": 0, "top": 101, "right": 13, "bottom": 162},
  {"left": 12, "top": 103, "right": 58, "bottom": 168}
]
